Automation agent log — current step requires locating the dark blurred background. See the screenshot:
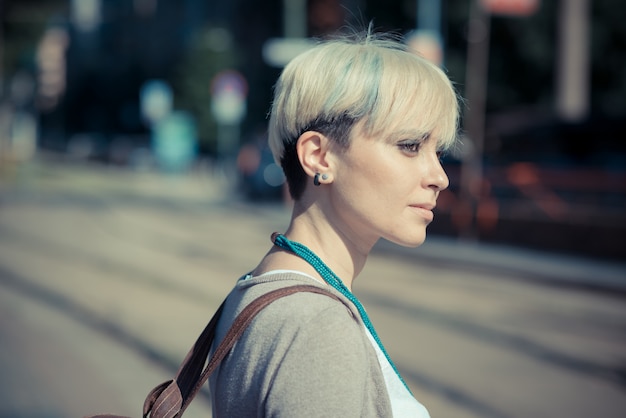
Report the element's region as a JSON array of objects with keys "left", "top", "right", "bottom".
[{"left": 1, "top": 0, "right": 625, "bottom": 261}]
